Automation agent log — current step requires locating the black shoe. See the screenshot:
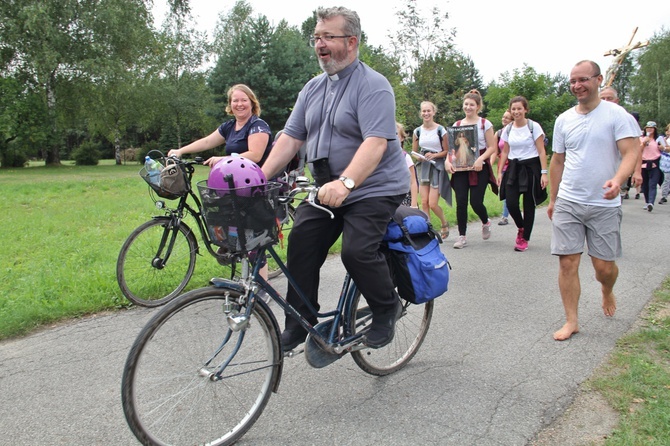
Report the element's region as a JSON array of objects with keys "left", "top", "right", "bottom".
[
  {"left": 281, "top": 328, "right": 307, "bottom": 352},
  {"left": 660, "top": 197, "right": 667, "bottom": 204},
  {"left": 623, "top": 193, "right": 629, "bottom": 199},
  {"left": 364, "top": 300, "right": 402, "bottom": 349},
  {"left": 635, "top": 193, "right": 640, "bottom": 199}
]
